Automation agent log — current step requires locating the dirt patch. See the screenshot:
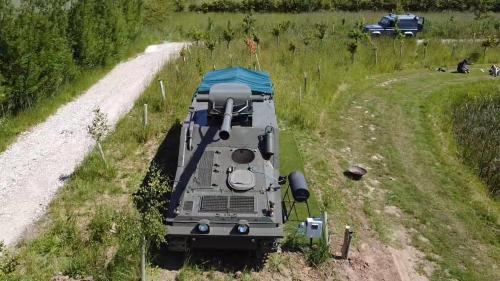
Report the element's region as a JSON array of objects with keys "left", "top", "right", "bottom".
[{"left": 339, "top": 218, "right": 433, "bottom": 281}]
